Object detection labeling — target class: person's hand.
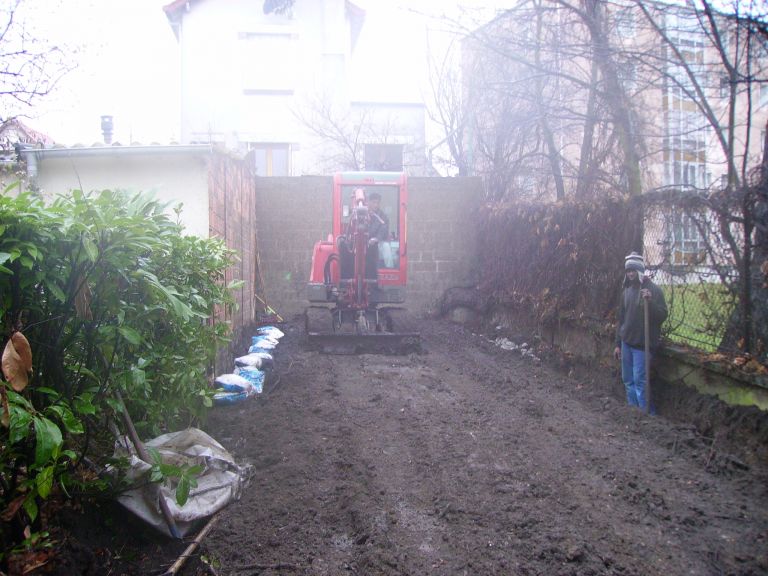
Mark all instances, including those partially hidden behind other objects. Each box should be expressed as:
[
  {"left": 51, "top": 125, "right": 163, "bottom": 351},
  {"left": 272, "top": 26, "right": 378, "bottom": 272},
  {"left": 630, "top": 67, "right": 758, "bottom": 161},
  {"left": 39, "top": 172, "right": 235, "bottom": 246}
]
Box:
[
  {"left": 640, "top": 288, "right": 652, "bottom": 300},
  {"left": 367, "top": 238, "right": 378, "bottom": 247},
  {"left": 613, "top": 346, "right": 621, "bottom": 360}
]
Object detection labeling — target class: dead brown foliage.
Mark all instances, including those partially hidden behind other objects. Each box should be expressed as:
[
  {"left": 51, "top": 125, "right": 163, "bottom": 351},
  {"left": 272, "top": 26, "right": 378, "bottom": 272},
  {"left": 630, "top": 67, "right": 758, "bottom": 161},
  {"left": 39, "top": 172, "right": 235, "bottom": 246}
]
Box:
[{"left": 476, "top": 198, "right": 642, "bottom": 325}]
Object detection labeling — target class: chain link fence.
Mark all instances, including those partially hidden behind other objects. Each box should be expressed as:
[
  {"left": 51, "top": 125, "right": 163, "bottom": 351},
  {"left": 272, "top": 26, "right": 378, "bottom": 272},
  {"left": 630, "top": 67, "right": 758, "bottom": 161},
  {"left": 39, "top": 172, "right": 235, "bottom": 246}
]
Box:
[{"left": 643, "top": 193, "right": 742, "bottom": 354}]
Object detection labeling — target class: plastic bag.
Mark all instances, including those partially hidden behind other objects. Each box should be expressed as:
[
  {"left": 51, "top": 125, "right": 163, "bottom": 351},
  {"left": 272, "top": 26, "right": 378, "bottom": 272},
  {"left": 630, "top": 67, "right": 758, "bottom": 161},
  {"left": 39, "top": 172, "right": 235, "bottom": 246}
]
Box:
[
  {"left": 256, "top": 326, "right": 285, "bottom": 340},
  {"left": 249, "top": 336, "right": 277, "bottom": 351},
  {"left": 214, "top": 373, "right": 253, "bottom": 392},
  {"left": 213, "top": 390, "right": 249, "bottom": 405},
  {"left": 213, "top": 373, "right": 258, "bottom": 404},
  {"left": 235, "top": 351, "right": 273, "bottom": 369},
  {"left": 234, "top": 367, "right": 265, "bottom": 393},
  {"left": 112, "top": 428, "right": 251, "bottom": 537}
]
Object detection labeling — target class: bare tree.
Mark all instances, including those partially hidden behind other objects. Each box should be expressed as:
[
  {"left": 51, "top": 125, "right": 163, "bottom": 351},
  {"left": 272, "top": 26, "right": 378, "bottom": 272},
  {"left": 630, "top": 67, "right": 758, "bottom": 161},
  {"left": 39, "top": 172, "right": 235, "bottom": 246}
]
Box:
[
  {"left": 426, "top": 0, "right": 768, "bottom": 355},
  {"left": 293, "top": 91, "right": 422, "bottom": 174},
  {"left": 430, "top": 0, "right": 768, "bottom": 201},
  {"left": 425, "top": 34, "right": 472, "bottom": 176},
  {"left": 292, "top": 92, "right": 368, "bottom": 171},
  {"left": 437, "top": 0, "right": 647, "bottom": 200},
  {"left": 0, "top": 0, "right": 72, "bottom": 124}
]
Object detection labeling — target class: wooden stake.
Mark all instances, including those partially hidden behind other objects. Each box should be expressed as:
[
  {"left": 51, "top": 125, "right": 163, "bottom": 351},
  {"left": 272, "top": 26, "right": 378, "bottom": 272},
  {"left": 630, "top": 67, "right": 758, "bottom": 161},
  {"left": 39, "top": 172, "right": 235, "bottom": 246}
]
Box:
[{"left": 162, "top": 513, "right": 220, "bottom": 576}]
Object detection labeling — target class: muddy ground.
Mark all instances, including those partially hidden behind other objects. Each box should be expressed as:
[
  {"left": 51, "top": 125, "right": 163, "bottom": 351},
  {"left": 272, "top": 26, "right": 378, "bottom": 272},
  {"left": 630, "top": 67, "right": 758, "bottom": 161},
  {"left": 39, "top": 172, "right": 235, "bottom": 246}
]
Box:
[{"left": 51, "top": 316, "right": 768, "bottom": 575}]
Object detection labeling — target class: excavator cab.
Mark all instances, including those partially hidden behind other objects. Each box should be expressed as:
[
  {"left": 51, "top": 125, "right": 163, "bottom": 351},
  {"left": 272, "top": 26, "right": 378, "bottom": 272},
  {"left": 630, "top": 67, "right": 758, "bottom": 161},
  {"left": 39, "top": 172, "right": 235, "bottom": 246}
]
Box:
[{"left": 306, "top": 172, "right": 419, "bottom": 353}]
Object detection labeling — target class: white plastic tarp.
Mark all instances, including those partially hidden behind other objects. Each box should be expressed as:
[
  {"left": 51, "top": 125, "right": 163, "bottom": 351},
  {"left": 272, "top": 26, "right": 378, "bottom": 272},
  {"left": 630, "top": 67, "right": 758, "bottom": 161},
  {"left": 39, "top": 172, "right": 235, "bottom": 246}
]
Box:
[{"left": 113, "top": 427, "right": 251, "bottom": 537}]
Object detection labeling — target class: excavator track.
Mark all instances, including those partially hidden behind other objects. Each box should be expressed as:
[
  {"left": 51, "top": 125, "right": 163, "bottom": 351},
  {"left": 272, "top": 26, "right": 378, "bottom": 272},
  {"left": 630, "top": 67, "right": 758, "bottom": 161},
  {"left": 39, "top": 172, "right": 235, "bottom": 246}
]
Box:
[{"left": 304, "top": 306, "right": 421, "bottom": 355}]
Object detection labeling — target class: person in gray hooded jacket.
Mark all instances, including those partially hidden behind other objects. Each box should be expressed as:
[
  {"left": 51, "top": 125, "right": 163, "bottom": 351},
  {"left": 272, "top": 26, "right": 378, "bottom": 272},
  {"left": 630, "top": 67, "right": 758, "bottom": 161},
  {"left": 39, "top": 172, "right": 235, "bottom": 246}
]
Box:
[{"left": 613, "top": 252, "right": 668, "bottom": 410}]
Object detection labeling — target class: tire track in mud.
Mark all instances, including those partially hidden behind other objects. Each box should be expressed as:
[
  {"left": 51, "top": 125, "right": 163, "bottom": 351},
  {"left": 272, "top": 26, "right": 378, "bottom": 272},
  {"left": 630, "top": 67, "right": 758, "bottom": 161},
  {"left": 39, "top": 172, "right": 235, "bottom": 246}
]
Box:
[
  {"left": 201, "top": 319, "right": 768, "bottom": 576},
  {"left": 424, "top": 326, "right": 768, "bottom": 576}
]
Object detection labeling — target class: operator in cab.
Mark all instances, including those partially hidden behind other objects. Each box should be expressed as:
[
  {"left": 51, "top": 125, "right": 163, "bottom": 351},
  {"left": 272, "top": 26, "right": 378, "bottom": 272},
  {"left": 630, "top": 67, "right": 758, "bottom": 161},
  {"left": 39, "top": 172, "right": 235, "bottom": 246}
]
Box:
[
  {"left": 367, "top": 192, "right": 389, "bottom": 242},
  {"left": 365, "top": 192, "right": 389, "bottom": 278}
]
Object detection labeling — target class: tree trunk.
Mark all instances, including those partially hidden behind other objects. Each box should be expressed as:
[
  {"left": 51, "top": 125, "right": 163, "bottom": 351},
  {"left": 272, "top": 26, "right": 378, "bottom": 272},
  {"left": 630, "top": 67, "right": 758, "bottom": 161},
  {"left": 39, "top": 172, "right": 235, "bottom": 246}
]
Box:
[
  {"left": 576, "top": 59, "right": 600, "bottom": 199},
  {"left": 582, "top": 0, "right": 643, "bottom": 196}
]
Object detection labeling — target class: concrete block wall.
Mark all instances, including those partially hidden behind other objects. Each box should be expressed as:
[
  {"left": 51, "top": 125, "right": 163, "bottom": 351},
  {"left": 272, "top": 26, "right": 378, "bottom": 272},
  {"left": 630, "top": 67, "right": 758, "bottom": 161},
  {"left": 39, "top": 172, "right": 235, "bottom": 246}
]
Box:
[
  {"left": 406, "top": 177, "right": 483, "bottom": 314},
  {"left": 254, "top": 176, "right": 483, "bottom": 320},
  {"left": 255, "top": 177, "right": 333, "bottom": 319}
]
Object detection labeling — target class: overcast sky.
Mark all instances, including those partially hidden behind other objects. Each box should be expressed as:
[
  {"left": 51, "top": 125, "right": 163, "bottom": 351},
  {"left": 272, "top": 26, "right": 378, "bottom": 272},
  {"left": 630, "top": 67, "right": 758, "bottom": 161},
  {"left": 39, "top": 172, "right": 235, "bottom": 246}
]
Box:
[
  {"left": 18, "top": 0, "right": 179, "bottom": 145},
  {"left": 19, "top": 0, "right": 502, "bottom": 146}
]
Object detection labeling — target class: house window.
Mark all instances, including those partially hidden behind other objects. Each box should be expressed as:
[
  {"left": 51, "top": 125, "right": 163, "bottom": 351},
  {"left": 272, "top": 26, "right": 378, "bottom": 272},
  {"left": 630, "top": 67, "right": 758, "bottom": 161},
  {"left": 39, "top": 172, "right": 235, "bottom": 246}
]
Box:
[
  {"left": 364, "top": 144, "right": 403, "bottom": 171},
  {"left": 761, "top": 84, "right": 768, "bottom": 107},
  {"left": 247, "top": 143, "right": 290, "bottom": 176},
  {"left": 669, "top": 159, "right": 707, "bottom": 188},
  {"left": 619, "top": 61, "right": 636, "bottom": 91},
  {"left": 616, "top": 6, "right": 635, "bottom": 37},
  {"left": 720, "top": 76, "right": 729, "bottom": 98},
  {"left": 515, "top": 171, "right": 536, "bottom": 197},
  {"left": 665, "top": 75, "right": 708, "bottom": 190},
  {"left": 672, "top": 211, "right": 706, "bottom": 266},
  {"left": 240, "top": 31, "right": 297, "bottom": 92}
]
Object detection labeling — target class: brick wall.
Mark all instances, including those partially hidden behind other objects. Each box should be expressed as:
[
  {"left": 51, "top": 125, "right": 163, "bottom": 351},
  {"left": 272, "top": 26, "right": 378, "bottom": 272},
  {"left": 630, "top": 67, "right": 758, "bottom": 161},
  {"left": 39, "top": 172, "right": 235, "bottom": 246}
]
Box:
[
  {"left": 208, "top": 151, "right": 258, "bottom": 370},
  {"left": 254, "top": 176, "right": 483, "bottom": 319}
]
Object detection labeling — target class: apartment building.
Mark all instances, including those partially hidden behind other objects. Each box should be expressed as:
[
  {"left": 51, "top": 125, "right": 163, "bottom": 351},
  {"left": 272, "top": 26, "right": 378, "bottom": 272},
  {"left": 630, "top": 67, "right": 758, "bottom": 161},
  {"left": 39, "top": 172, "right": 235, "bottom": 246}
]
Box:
[{"left": 461, "top": 0, "right": 768, "bottom": 201}]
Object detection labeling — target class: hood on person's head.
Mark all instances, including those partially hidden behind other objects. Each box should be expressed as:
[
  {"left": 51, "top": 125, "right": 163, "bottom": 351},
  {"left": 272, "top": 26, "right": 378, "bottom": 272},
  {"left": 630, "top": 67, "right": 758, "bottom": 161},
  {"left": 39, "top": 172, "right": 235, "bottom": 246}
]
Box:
[{"left": 624, "top": 252, "right": 645, "bottom": 273}]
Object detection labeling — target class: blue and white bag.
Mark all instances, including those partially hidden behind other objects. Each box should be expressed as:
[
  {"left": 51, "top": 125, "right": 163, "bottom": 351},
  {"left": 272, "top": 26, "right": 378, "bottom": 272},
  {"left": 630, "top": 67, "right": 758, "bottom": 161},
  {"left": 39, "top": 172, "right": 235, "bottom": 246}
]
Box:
[
  {"left": 213, "top": 373, "right": 257, "bottom": 404},
  {"left": 256, "top": 326, "right": 285, "bottom": 340},
  {"left": 235, "top": 351, "right": 274, "bottom": 369},
  {"left": 233, "top": 367, "right": 265, "bottom": 394}
]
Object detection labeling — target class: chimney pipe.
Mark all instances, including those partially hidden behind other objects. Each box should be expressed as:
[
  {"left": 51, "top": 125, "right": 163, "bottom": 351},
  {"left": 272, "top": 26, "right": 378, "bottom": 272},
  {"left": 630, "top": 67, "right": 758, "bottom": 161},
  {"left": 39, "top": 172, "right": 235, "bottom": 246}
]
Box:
[{"left": 101, "top": 115, "right": 113, "bottom": 144}]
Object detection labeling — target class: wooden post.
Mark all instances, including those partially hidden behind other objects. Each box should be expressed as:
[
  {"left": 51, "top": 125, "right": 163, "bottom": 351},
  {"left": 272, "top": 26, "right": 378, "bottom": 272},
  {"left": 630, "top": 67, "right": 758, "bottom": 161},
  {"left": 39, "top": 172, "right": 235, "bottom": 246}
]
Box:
[{"left": 643, "top": 298, "right": 651, "bottom": 414}]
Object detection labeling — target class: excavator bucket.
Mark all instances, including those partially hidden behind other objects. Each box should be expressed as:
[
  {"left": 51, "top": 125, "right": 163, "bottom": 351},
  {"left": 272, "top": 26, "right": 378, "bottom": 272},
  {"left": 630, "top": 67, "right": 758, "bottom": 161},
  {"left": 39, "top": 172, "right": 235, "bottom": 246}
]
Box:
[{"left": 305, "top": 306, "right": 421, "bottom": 355}]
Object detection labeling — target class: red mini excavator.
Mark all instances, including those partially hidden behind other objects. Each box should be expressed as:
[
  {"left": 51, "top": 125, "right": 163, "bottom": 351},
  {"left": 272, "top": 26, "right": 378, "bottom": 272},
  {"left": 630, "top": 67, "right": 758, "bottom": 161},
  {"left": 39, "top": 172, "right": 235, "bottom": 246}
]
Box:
[{"left": 305, "top": 171, "right": 420, "bottom": 353}]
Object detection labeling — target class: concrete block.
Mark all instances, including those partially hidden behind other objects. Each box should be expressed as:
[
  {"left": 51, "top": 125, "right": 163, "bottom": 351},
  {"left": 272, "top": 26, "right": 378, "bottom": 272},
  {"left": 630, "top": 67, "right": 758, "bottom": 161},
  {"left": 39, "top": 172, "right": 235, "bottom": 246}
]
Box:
[{"left": 411, "top": 261, "right": 438, "bottom": 273}]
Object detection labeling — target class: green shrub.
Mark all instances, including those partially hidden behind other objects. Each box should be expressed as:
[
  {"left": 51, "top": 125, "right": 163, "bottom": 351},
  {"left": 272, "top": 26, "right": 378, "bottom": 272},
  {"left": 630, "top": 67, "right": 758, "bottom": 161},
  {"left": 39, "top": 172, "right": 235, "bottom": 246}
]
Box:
[{"left": 0, "top": 187, "right": 238, "bottom": 551}]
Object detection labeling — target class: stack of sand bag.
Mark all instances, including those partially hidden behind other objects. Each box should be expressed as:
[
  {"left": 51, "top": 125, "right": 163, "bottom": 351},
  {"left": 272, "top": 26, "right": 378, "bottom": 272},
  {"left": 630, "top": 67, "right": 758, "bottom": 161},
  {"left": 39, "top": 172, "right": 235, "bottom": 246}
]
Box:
[{"left": 213, "top": 325, "right": 284, "bottom": 404}]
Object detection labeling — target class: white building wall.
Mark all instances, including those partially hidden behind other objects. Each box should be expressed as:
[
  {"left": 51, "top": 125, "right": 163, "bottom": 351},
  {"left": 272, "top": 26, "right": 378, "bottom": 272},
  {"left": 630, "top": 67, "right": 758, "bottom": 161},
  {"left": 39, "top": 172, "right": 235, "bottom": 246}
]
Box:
[{"left": 28, "top": 148, "right": 211, "bottom": 238}]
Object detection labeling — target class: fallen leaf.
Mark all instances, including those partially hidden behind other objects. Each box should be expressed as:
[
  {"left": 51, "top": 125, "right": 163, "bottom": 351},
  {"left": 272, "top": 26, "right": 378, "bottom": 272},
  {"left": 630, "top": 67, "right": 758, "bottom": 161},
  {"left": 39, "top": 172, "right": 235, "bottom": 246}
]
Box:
[
  {"left": 2, "top": 338, "right": 29, "bottom": 392},
  {"left": 743, "top": 359, "right": 767, "bottom": 374},
  {"left": 11, "top": 332, "right": 32, "bottom": 374},
  {"left": 2, "top": 337, "right": 29, "bottom": 392},
  {"left": 0, "top": 493, "right": 26, "bottom": 522}
]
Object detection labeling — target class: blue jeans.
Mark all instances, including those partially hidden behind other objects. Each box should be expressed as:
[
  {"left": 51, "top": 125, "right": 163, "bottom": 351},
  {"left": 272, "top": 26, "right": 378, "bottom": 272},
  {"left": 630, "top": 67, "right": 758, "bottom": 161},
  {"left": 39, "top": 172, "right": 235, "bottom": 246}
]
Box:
[{"left": 621, "top": 341, "right": 651, "bottom": 411}]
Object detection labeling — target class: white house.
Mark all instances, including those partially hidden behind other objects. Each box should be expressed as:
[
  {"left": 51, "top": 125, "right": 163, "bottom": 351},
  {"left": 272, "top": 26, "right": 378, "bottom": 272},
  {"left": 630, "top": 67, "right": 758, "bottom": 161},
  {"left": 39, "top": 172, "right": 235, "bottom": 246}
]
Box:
[{"left": 163, "top": 0, "right": 427, "bottom": 175}]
